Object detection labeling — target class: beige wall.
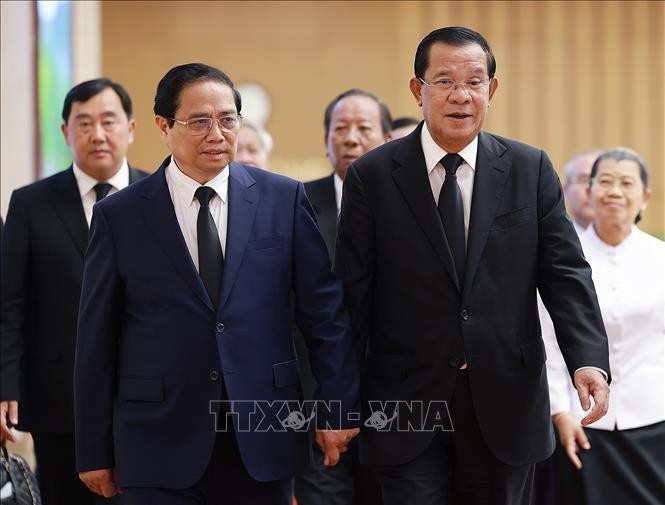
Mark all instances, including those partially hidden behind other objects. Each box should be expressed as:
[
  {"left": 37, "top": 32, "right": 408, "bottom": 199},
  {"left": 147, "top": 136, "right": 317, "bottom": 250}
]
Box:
[{"left": 102, "top": 0, "right": 664, "bottom": 236}]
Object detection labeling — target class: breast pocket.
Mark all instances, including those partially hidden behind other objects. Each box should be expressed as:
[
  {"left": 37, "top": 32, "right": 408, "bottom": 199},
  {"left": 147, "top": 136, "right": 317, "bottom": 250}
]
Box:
[
  {"left": 246, "top": 236, "right": 284, "bottom": 251},
  {"left": 490, "top": 207, "right": 534, "bottom": 231}
]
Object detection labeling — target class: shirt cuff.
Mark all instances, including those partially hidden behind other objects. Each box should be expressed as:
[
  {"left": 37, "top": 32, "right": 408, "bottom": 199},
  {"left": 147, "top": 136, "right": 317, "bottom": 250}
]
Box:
[{"left": 573, "top": 366, "right": 608, "bottom": 382}]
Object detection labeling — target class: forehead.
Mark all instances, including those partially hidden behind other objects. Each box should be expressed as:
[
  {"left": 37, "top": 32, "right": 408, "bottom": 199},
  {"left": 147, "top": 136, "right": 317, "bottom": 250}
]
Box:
[
  {"left": 425, "top": 42, "right": 488, "bottom": 75},
  {"left": 238, "top": 126, "right": 261, "bottom": 144},
  {"left": 571, "top": 154, "right": 598, "bottom": 175},
  {"left": 69, "top": 87, "right": 124, "bottom": 119},
  {"left": 596, "top": 158, "right": 641, "bottom": 177},
  {"left": 331, "top": 95, "right": 381, "bottom": 122},
  {"left": 176, "top": 80, "right": 237, "bottom": 114}
]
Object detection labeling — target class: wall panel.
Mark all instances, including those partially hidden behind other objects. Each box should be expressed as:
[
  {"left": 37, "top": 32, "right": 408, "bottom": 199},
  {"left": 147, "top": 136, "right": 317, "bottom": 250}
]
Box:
[{"left": 102, "top": 1, "right": 663, "bottom": 235}]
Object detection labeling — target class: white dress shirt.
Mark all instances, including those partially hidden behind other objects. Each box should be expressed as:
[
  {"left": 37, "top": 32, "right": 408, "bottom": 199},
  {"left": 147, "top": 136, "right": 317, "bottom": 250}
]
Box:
[
  {"left": 334, "top": 172, "right": 344, "bottom": 215},
  {"left": 165, "top": 158, "right": 229, "bottom": 272},
  {"left": 73, "top": 160, "right": 129, "bottom": 226},
  {"left": 542, "top": 225, "right": 665, "bottom": 430},
  {"left": 421, "top": 123, "right": 477, "bottom": 243}
]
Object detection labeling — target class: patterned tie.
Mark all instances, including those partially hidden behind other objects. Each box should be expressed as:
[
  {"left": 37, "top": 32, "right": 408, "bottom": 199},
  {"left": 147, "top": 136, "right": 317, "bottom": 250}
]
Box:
[
  {"left": 194, "top": 186, "right": 224, "bottom": 308},
  {"left": 438, "top": 153, "right": 466, "bottom": 284},
  {"left": 94, "top": 183, "right": 113, "bottom": 202}
]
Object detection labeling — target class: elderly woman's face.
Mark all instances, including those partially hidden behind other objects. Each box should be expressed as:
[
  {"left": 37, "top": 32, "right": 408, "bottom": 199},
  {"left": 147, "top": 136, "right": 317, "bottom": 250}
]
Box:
[{"left": 589, "top": 158, "right": 651, "bottom": 227}]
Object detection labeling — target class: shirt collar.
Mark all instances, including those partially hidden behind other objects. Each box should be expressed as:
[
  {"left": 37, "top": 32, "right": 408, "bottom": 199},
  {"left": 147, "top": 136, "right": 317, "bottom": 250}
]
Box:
[
  {"left": 72, "top": 159, "right": 130, "bottom": 197},
  {"left": 333, "top": 171, "right": 344, "bottom": 213},
  {"left": 584, "top": 223, "right": 639, "bottom": 253},
  {"left": 420, "top": 123, "right": 478, "bottom": 175},
  {"left": 166, "top": 156, "right": 229, "bottom": 205}
]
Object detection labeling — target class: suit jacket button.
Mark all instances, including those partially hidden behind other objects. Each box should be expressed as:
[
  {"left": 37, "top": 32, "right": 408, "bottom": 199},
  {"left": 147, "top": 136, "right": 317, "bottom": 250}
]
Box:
[
  {"left": 448, "top": 357, "right": 461, "bottom": 368},
  {"left": 209, "top": 370, "right": 220, "bottom": 382},
  {"left": 460, "top": 309, "right": 469, "bottom": 321},
  {"left": 216, "top": 323, "right": 225, "bottom": 333}
]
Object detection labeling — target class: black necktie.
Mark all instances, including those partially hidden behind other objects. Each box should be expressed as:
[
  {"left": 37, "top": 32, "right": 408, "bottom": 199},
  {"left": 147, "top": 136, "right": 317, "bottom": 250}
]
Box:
[
  {"left": 94, "top": 183, "right": 112, "bottom": 202},
  {"left": 438, "top": 153, "right": 466, "bottom": 284},
  {"left": 194, "top": 186, "right": 224, "bottom": 308}
]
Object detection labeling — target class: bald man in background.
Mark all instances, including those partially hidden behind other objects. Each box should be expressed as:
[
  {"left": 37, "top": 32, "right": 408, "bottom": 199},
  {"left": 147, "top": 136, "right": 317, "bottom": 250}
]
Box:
[{"left": 562, "top": 149, "right": 602, "bottom": 234}]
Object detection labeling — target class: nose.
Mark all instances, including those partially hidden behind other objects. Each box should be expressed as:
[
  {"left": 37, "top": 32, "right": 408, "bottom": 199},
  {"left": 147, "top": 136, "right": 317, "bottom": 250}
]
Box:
[
  {"left": 90, "top": 122, "right": 106, "bottom": 142},
  {"left": 343, "top": 126, "right": 361, "bottom": 145},
  {"left": 448, "top": 85, "right": 472, "bottom": 103},
  {"left": 205, "top": 118, "right": 225, "bottom": 140}
]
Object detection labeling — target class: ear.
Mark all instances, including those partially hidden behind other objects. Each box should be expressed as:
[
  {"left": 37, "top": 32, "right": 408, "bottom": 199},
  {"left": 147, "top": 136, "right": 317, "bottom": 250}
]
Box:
[
  {"left": 640, "top": 187, "right": 652, "bottom": 214},
  {"left": 409, "top": 77, "right": 423, "bottom": 107},
  {"left": 155, "top": 115, "right": 170, "bottom": 142},
  {"left": 488, "top": 77, "right": 499, "bottom": 103},
  {"left": 60, "top": 122, "right": 70, "bottom": 146},
  {"left": 127, "top": 118, "right": 136, "bottom": 145}
]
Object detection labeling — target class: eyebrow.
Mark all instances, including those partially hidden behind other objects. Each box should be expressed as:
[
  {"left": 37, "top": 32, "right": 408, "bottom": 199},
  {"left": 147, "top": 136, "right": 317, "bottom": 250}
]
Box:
[
  {"left": 185, "top": 110, "right": 237, "bottom": 119},
  {"left": 73, "top": 111, "right": 118, "bottom": 120}
]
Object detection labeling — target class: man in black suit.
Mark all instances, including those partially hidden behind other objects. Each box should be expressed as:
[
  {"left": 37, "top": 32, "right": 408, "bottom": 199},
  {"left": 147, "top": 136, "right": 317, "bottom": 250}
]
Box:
[
  {"left": 295, "top": 89, "right": 391, "bottom": 505},
  {"left": 1, "top": 78, "right": 147, "bottom": 504},
  {"left": 334, "top": 27, "right": 611, "bottom": 505}
]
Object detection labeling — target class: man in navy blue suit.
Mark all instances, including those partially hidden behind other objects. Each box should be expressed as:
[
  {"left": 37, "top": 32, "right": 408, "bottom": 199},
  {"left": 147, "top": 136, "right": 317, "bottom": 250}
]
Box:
[{"left": 74, "top": 63, "right": 360, "bottom": 505}]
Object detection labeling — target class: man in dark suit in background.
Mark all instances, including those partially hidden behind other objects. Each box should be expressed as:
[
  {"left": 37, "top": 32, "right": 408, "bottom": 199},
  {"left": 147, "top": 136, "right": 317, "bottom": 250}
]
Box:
[
  {"left": 74, "top": 63, "right": 359, "bottom": 505},
  {"left": 1, "top": 78, "right": 147, "bottom": 504},
  {"left": 296, "top": 89, "right": 391, "bottom": 505},
  {"left": 304, "top": 89, "right": 392, "bottom": 261},
  {"left": 334, "top": 27, "right": 611, "bottom": 505}
]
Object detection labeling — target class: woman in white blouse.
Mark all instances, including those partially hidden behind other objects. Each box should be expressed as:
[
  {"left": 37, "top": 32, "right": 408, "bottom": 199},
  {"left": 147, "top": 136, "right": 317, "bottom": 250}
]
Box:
[{"left": 542, "top": 147, "right": 664, "bottom": 504}]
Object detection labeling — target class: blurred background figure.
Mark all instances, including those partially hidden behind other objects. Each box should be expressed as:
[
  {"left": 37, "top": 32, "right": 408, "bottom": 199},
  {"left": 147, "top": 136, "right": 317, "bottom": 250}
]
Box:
[
  {"left": 388, "top": 116, "right": 419, "bottom": 140},
  {"left": 295, "top": 88, "right": 391, "bottom": 505},
  {"left": 235, "top": 119, "right": 273, "bottom": 170},
  {"left": 542, "top": 147, "right": 664, "bottom": 505},
  {"left": 562, "top": 149, "right": 603, "bottom": 234}
]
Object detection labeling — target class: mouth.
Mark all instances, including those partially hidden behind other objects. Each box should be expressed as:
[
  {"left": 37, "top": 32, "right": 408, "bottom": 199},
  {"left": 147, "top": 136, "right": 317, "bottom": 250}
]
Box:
[
  {"left": 202, "top": 149, "right": 226, "bottom": 157},
  {"left": 446, "top": 113, "right": 472, "bottom": 121},
  {"left": 90, "top": 149, "right": 110, "bottom": 156}
]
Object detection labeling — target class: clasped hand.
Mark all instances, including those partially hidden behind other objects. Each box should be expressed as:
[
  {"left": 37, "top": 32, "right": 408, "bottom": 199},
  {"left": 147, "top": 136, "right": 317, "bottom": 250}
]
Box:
[{"left": 315, "top": 428, "right": 360, "bottom": 466}]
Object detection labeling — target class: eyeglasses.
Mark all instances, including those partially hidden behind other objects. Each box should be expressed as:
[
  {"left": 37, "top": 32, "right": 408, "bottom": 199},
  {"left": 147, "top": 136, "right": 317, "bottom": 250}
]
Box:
[
  {"left": 73, "top": 119, "right": 121, "bottom": 134},
  {"left": 418, "top": 77, "right": 490, "bottom": 93},
  {"left": 169, "top": 114, "right": 242, "bottom": 135},
  {"left": 592, "top": 175, "right": 641, "bottom": 192}
]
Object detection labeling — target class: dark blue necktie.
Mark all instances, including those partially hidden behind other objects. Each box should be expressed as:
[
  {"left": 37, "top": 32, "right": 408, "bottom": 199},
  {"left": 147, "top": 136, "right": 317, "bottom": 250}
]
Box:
[
  {"left": 94, "top": 183, "right": 112, "bottom": 201},
  {"left": 194, "top": 186, "right": 223, "bottom": 308},
  {"left": 438, "top": 154, "right": 466, "bottom": 284}
]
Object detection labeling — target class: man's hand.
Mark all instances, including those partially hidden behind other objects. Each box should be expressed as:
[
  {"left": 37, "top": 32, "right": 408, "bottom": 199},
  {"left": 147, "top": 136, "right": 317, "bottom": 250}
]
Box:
[
  {"left": 573, "top": 368, "right": 609, "bottom": 426},
  {"left": 79, "top": 468, "right": 121, "bottom": 498},
  {"left": 315, "top": 428, "right": 359, "bottom": 466},
  {"left": 0, "top": 401, "right": 19, "bottom": 443},
  {"left": 553, "top": 412, "right": 589, "bottom": 469}
]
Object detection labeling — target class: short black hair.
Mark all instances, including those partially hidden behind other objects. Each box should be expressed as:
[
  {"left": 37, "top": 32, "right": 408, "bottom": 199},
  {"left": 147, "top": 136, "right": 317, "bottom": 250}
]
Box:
[
  {"left": 590, "top": 147, "right": 650, "bottom": 223},
  {"left": 414, "top": 26, "right": 496, "bottom": 80},
  {"left": 391, "top": 116, "right": 420, "bottom": 130},
  {"left": 154, "top": 63, "right": 242, "bottom": 128},
  {"left": 62, "top": 78, "right": 133, "bottom": 122},
  {"left": 323, "top": 89, "right": 392, "bottom": 138}
]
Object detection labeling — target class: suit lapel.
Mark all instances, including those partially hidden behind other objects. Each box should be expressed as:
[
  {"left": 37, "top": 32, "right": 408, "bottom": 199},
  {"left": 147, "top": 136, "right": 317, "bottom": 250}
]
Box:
[
  {"left": 464, "top": 132, "right": 511, "bottom": 296},
  {"left": 141, "top": 158, "right": 213, "bottom": 311},
  {"left": 391, "top": 126, "right": 459, "bottom": 290},
  {"left": 48, "top": 168, "right": 89, "bottom": 257},
  {"left": 219, "top": 163, "right": 259, "bottom": 309},
  {"left": 310, "top": 175, "right": 337, "bottom": 260}
]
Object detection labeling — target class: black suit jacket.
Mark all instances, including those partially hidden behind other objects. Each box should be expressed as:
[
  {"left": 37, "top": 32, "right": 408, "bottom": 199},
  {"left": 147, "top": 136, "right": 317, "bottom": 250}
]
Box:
[
  {"left": 1, "top": 165, "right": 147, "bottom": 433},
  {"left": 334, "top": 124, "right": 610, "bottom": 466},
  {"left": 304, "top": 175, "right": 337, "bottom": 261}
]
